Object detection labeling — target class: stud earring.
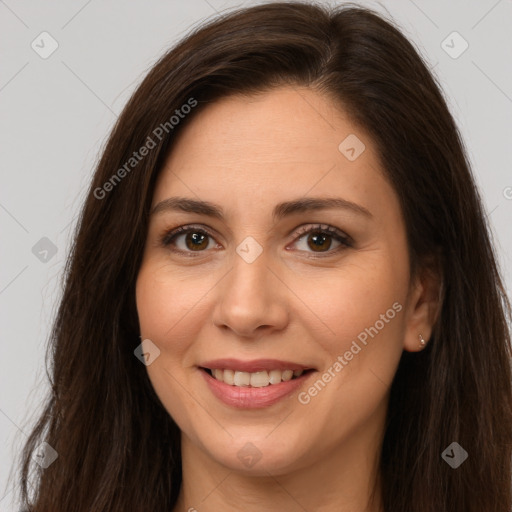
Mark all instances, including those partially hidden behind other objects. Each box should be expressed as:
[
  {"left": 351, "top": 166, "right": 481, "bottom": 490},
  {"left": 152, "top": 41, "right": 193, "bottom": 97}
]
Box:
[{"left": 419, "top": 333, "right": 427, "bottom": 347}]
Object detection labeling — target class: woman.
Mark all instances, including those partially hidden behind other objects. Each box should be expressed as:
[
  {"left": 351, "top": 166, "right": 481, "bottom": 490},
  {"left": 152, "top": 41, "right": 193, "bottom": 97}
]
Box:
[{"left": 16, "top": 2, "right": 512, "bottom": 511}]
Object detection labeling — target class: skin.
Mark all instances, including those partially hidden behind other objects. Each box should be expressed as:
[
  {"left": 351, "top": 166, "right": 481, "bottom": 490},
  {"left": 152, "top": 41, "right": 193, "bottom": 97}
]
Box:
[{"left": 135, "top": 86, "right": 441, "bottom": 512}]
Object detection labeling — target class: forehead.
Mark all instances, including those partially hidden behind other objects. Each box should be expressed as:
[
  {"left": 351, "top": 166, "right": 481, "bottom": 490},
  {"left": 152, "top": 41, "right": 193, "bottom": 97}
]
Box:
[
  {"left": 167, "top": 87, "right": 365, "bottom": 165},
  {"left": 152, "top": 86, "right": 395, "bottom": 220}
]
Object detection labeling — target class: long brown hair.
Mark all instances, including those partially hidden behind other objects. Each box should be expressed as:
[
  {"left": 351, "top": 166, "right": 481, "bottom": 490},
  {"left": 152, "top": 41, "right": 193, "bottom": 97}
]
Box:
[{"left": 16, "top": 2, "right": 512, "bottom": 510}]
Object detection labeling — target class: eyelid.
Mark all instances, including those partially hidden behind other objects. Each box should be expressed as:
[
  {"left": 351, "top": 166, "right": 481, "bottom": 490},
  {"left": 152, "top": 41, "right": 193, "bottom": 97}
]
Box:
[
  {"left": 159, "top": 224, "right": 216, "bottom": 248},
  {"left": 159, "top": 223, "right": 352, "bottom": 257},
  {"left": 291, "top": 223, "right": 352, "bottom": 245}
]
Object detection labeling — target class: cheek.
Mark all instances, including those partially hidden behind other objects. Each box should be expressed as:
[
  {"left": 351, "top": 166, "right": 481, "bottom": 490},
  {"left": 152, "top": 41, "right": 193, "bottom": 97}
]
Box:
[
  {"left": 296, "top": 262, "right": 407, "bottom": 435},
  {"left": 135, "top": 263, "right": 203, "bottom": 428},
  {"left": 136, "top": 262, "right": 204, "bottom": 350},
  {"left": 305, "top": 256, "right": 408, "bottom": 356},
  {"left": 302, "top": 255, "right": 408, "bottom": 425}
]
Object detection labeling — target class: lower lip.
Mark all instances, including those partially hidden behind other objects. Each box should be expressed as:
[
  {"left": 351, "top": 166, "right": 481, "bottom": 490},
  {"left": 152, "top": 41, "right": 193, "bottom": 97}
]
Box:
[{"left": 200, "top": 368, "right": 314, "bottom": 409}]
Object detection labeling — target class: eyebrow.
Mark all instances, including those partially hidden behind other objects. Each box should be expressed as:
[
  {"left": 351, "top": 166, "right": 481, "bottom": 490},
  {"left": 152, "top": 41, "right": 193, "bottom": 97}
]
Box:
[{"left": 150, "top": 196, "right": 372, "bottom": 220}]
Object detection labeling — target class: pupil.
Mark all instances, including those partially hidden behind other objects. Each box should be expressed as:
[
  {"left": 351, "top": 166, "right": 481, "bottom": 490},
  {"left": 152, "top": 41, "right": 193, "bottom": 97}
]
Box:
[
  {"left": 187, "top": 232, "right": 207, "bottom": 250},
  {"left": 309, "top": 233, "right": 330, "bottom": 251}
]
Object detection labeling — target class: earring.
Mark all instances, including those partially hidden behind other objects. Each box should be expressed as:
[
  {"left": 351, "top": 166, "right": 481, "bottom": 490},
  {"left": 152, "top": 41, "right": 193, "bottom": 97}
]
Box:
[{"left": 419, "top": 333, "right": 427, "bottom": 347}]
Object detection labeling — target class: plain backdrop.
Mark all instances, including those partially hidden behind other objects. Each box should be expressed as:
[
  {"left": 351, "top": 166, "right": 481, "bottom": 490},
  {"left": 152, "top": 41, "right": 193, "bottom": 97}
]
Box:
[{"left": 1, "top": 0, "right": 511, "bottom": 509}]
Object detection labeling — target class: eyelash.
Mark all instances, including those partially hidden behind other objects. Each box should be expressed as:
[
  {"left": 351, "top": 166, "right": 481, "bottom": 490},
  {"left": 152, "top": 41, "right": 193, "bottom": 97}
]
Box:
[{"left": 159, "top": 223, "right": 353, "bottom": 259}]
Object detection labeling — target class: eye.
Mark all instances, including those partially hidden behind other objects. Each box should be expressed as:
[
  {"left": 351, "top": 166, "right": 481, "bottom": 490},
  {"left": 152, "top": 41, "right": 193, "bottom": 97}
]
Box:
[
  {"left": 160, "top": 225, "right": 219, "bottom": 255},
  {"left": 159, "top": 223, "right": 352, "bottom": 257},
  {"left": 289, "top": 223, "right": 352, "bottom": 257}
]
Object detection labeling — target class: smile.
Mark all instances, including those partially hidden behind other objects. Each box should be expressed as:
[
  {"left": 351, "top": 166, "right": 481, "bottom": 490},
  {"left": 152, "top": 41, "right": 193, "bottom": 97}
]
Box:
[
  {"left": 203, "top": 368, "right": 307, "bottom": 387},
  {"left": 198, "top": 358, "right": 317, "bottom": 408}
]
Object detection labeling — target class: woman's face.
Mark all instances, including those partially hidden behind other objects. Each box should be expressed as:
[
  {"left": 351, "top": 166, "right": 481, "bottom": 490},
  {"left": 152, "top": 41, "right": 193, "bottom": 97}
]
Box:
[{"left": 136, "top": 86, "right": 428, "bottom": 476}]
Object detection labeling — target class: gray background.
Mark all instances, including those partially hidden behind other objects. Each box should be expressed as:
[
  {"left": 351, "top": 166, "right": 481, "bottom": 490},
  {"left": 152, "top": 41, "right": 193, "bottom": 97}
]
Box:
[{"left": 1, "top": 0, "right": 511, "bottom": 509}]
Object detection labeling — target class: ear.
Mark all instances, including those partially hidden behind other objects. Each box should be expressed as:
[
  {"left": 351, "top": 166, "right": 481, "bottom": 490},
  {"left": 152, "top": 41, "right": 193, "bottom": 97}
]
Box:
[{"left": 403, "top": 253, "right": 443, "bottom": 352}]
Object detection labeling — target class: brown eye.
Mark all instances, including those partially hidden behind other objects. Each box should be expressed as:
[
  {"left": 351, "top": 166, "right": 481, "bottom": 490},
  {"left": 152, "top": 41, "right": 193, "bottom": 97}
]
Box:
[
  {"left": 305, "top": 232, "right": 333, "bottom": 252},
  {"left": 291, "top": 224, "right": 352, "bottom": 257},
  {"left": 183, "top": 231, "right": 209, "bottom": 251},
  {"left": 160, "top": 223, "right": 352, "bottom": 258},
  {"left": 161, "top": 226, "right": 216, "bottom": 254}
]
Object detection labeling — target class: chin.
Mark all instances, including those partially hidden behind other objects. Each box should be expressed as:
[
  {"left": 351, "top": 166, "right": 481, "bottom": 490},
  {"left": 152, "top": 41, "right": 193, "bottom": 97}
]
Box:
[{"left": 196, "top": 429, "right": 308, "bottom": 476}]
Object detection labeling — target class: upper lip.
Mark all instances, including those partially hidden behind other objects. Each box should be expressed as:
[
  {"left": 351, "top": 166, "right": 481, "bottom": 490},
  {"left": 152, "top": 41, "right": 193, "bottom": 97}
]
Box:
[{"left": 200, "top": 358, "right": 315, "bottom": 373}]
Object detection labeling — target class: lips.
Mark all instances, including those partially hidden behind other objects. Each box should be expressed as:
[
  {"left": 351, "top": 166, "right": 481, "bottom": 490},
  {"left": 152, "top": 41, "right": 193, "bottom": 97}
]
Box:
[
  {"left": 200, "top": 358, "right": 313, "bottom": 373},
  {"left": 198, "top": 358, "right": 316, "bottom": 408}
]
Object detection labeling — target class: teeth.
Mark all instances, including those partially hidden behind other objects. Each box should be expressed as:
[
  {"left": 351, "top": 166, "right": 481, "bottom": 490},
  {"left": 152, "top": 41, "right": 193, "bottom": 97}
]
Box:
[
  {"left": 250, "top": 371, "right": 269, "bottom": 388},
  {"left": 223, "top": 369, "right": 234, "bottom": 385},
  {"left": 209, "top": 368, "right": 304, "bottom": 387},
  {"left": 282, "top": 369, "right": 293, "bottom": 381},
  {"left": 269, "top": 369, "right": 282, "bottom": 385},
  {"left": 234, "top": 371, "right": 250, "bottom": 386}
]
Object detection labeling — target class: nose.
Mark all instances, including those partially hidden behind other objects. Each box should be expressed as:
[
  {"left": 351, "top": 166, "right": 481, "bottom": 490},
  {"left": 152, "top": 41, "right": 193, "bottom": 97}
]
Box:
[{"left": 211, "top": 248, "right": 289, "bottom": 339}]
